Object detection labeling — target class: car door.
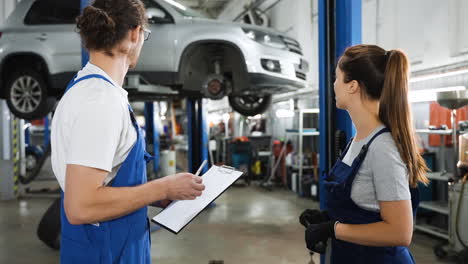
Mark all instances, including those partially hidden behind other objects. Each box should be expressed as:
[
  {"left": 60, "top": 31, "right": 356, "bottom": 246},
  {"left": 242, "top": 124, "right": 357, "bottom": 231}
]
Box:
[
  {"left": 134, "top": 0, "right": 176, "bottom": 85},
  {"left": 23, "top": 0, "right": 81, "bottom": 80}
]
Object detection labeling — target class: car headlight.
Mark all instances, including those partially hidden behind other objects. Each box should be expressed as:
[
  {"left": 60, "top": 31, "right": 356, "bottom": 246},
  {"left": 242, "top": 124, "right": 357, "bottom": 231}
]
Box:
[{"left": 242, "top": 28, "right": 286, "bottom": 49}]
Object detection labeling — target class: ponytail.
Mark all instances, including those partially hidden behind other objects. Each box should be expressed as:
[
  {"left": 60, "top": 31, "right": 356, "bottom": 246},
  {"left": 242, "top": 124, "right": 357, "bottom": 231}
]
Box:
[{"left": 380, "top": 49, "right": 429, "bottom": 187}]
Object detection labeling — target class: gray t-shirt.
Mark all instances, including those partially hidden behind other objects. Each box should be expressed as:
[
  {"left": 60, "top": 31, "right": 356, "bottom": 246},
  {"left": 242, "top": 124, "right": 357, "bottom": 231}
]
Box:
[{"left": 342, "top": 125, "right": 411, "bottom": 212}]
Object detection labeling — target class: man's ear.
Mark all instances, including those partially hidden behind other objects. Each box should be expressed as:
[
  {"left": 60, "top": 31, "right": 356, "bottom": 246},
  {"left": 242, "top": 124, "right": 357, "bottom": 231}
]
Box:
[
  {"left": 129, "top": 25, "right": 141, "bottom": 43},
  {"left": 347, "top": 80, "right": 360, "bottom": 94}
]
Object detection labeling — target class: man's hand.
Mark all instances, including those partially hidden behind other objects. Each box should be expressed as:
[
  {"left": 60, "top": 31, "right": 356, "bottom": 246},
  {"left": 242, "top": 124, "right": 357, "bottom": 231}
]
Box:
[
  {"left": 163, "top": 173, "right": 205, "bottom": 200},
  {"left": 150, "top": 199, "right": 172, "bottom": 208},
  {"left": 159, "top": 199, "right": 172, "bottom": 208}
]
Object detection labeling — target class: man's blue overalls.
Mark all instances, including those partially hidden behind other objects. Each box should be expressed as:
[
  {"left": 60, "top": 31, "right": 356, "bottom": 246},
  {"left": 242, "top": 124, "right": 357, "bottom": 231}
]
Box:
[
  {"left": 60, "top": 74, "right": 152, "bottom": 263},
  {"left": 324, "top": 127, "right": 420, "bottom": 263}
]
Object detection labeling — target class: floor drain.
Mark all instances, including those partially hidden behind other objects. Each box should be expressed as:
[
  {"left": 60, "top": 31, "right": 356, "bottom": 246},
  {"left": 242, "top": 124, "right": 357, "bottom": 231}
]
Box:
[{"left": 208, "top": 261, "right": 224, "bottom": 264}]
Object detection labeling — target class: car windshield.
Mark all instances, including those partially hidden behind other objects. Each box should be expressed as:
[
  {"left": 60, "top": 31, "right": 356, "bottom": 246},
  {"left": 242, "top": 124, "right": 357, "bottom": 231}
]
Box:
[{"left": 162, "top": 0, "right": 207, "bottom": 18}]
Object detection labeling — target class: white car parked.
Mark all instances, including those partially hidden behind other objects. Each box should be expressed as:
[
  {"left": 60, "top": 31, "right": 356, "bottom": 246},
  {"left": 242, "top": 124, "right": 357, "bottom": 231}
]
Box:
[{"left": 0, "top": 0, "right": 308, "bottom": 119}]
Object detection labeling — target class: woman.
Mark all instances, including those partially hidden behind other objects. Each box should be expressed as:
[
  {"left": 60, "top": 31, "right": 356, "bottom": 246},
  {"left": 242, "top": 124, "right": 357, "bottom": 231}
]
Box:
[
  {"left": 51, "top": 0, "right": 205, "bottom": 263},
  {"left": 299, "top": 44, "right": 428, "bottom": 263}
]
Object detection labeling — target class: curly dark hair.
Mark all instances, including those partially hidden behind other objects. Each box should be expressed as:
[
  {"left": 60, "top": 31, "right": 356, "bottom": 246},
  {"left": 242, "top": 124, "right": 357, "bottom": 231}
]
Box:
[{"left": 76, "top": 0, "right": 147, "bottom": 56}]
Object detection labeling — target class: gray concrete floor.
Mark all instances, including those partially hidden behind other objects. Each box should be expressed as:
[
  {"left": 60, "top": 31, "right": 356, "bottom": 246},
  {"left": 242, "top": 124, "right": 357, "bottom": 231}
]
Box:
[{"left": 0, "top": 160, "right": 455, "bottom": 263}]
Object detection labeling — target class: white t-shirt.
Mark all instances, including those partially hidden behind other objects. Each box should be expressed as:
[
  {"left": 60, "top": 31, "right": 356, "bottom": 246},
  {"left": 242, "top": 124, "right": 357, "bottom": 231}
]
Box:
[
  {"left": 342, "top": 126, "right": 411, "bottom": 212},
  {"left": 51, "top": 63, "right": 137, "bottom": 191}
]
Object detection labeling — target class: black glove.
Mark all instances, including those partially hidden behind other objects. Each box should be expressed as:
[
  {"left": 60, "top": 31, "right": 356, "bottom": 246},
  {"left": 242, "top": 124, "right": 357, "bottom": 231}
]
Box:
[
  {"left": 305, "top": 221, "right": 335, "bottom": 253},
  {"left": 299, "top": 209, "right": 330, "bottom": 228}
]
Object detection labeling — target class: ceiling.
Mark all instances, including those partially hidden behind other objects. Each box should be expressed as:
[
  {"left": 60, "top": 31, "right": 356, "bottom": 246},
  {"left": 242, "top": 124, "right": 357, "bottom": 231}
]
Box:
[{"left": 174, "top": 0, "right": 232, "bottom": 17}]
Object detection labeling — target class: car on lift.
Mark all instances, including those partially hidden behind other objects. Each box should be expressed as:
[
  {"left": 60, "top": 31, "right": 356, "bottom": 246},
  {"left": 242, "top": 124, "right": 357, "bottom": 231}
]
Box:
[{"left": 0, "top": 0, "right": 308, "bottom": 119}]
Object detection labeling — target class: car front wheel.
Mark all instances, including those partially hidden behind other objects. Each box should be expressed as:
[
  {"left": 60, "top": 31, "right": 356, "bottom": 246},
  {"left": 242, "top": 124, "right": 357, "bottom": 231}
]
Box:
[
  {"left": 5, "top": 69, "right": 56, "bottom": 120},
  {"left": 228, "top": 94, "right": 272, "bottom": 116}
]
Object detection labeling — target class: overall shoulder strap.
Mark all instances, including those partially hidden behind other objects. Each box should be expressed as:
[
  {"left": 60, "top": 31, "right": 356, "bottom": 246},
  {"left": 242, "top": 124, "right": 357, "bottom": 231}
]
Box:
[
  {"left": 339, "top": 138, "right": 354, "bottom": 160},
  {"left": 356, "top": 127, "right": 391, "bottom": 159},
  {"left": 65, "top": 74, "right": 114, "bottom": 92},
  {"left": 345, "top": 127, "right": 391, "bottom": 186},
  {"left": 128, "top": 105, "right": 138, "bottom": 127}
]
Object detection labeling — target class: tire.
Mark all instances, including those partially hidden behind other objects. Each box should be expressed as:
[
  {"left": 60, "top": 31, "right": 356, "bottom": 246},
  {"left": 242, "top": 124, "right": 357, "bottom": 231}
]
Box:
[
  {"left": 20, "top": 144, "right": 50, "bottom": 185},
  {"left": 25, "top": 147, "right": 42, "bottom": 172},
  {"left": 433, "top": 243, "right": 448, "bottom": 259},
  {"left": 457, "top": 249, "right": 468, "bottom": 264},
  {"left": 228, "top": 94, "right": 272, "bottom": 116},
  {"left": 5, "top": 69, "right": 56, "bottom": 120},
  {"left": 37, "top": 198, "right": 61, "bottom": 250}
]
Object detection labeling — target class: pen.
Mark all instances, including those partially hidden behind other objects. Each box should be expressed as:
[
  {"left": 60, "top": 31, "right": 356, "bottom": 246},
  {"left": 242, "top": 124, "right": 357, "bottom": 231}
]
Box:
[{"left": 195, "top": 160, "right": 208, "bottom": 176}]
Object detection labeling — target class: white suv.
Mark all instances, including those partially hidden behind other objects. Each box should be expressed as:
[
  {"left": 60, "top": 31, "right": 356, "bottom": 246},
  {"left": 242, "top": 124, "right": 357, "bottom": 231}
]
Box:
[{"left": 0, "top": 0, "right": 308, "bottom": 119}]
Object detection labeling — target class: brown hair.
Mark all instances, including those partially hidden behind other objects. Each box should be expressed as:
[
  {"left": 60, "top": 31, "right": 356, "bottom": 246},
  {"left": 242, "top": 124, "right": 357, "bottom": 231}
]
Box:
[
  {"left": 76, "top": 0, "right": 147, "bottom": 56},
  {"left": 338, "top": 44, "right": 429, "bottom": 187}
]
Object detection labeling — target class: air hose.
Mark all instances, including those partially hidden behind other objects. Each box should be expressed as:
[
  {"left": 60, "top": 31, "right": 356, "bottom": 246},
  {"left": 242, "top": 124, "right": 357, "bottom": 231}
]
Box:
[{"left": 455, "top": 173, "right": 468, "bottom": 249}]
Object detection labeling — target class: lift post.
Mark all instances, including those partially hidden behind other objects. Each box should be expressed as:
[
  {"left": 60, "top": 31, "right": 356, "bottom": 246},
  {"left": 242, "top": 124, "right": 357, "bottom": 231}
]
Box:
[
  {"left": 0, "top": 101, "right": 15, "bottom": 200},
  {"left": 144, "top": 102, "right": 160, "bottom": 175},
  {"left": 187, "top": 98, "right": 209, "bottom": 175},
  {"left": 318, "top": 0, "right": 361, "bottom": 262}
]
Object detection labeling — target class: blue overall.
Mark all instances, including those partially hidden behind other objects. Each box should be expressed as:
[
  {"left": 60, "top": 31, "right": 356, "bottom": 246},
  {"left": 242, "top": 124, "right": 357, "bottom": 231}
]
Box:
[
  {"left": 60, "top": 74, "right": 152, "bottom": 263},
  {"left": 324, "top": 128, "right": 420, "bottom": 264}
]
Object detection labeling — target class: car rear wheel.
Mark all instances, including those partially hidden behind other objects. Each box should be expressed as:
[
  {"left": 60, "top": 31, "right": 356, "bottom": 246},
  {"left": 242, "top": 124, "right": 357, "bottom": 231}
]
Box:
[
  {"left": 6, "top": 69, "right": 56, "bottom": 120},
  {"left": 228, "top": 94, "right": 272, "bottom": 116}
]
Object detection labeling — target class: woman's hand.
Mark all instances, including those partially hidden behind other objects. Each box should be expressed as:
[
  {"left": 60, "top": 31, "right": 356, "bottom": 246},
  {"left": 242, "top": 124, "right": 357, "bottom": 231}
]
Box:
[
  {"left": 299, "top": 209, "right": 330, "bottom": 227},
  {"left": 305, "top": 221, "right": 335, "bottom": 253}
]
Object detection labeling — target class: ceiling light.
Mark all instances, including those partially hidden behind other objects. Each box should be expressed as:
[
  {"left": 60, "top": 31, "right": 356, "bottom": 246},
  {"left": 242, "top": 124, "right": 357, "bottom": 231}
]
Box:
[
  {"left": 164, "top": 0, "right": 187, "bottom": 11},
  {"left": 410, "top": 69, "right": 468, "bottom": 83},
  {"left": 248, "top": 114, "right": 262, "bottom": 120},
  {"left": 222, "top": 113, "right": 230, "bottom": 122},
  {"left": 275, "top": 109, "right": 294, "bottom": 118},
  {"left": 409, "top": 86, "right": 466, "bottom": 103}
]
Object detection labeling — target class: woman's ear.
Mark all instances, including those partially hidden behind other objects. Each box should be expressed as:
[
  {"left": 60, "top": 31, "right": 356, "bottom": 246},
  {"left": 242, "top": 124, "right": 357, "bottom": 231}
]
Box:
[{"left": 347, "top": 80, "right": 360, "bottom": 95}]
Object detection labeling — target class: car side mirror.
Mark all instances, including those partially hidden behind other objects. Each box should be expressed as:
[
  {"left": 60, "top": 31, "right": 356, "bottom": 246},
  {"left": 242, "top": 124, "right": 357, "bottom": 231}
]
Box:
[{"left": 147, "top": 8, "right": 171, "bottom": 24}]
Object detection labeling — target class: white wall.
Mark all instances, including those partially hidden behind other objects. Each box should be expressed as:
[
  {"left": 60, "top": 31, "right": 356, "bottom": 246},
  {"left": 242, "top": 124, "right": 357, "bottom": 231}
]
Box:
[
  {"left": 363, "top": 0, "right": 467, "bottom": 173},
  {"left": 0, "top": 0, "right": 19, "bottom": 26},
  {"left": 363, "top": 0, "right": 468, "bottom": 71}
]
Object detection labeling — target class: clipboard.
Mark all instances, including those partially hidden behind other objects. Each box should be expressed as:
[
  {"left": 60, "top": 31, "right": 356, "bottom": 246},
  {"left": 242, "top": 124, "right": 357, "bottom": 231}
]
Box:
[{"left": 151, "top": 165, "right": 243, "bottom": 234}]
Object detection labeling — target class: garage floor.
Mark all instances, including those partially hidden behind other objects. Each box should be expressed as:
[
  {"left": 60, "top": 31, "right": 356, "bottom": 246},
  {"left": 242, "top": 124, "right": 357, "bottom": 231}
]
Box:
[{"left": 0, "top": 162, "right": 453, "bottom": 264}]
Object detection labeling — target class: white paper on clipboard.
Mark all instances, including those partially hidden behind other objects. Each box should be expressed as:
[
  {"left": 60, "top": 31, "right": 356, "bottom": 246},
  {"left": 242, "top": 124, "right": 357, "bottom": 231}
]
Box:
[{"left": 152, "top": 165, "right": 243, "bottom": 234}]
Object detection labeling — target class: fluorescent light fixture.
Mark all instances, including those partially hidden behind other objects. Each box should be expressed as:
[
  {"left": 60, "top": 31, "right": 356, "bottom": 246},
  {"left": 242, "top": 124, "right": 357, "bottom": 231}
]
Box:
[
  {"left": 160, "top": 102, "right": 168, "bottom": 116},
  {"left": 208, "top": 113, "right": 222, "bottom": 125},
  {"left": 275, "top": 109, "right": 295, "bottom": 118},
  {"left": 289, "top": 98, "right": 294, "bottom": 111},
  {"left": 222, "top": 113, "right": 230, "bottom": 122},
  {"left": 409, "top": 86, "right": 466, "bottom": 103},
  {"left": 247, "top": 114, "right": 262, "bottom": 120},
  {"left": 410, "top": 69, "right": 468, "bottom": 83},
  {"left": 164, "top": 0, "right": 187, "bottom": 11}
]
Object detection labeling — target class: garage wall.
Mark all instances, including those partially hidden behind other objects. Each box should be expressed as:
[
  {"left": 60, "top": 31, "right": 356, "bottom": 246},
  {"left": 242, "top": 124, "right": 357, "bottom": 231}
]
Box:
[
  {"left": 0, "top": 0, "right": 19, "bottom": 25},
  {"left": 363, "top": 0, "right": 467, "bottom": 172},
  {"left": 363, "top": 0, "right": 468, "bottom": 71}
]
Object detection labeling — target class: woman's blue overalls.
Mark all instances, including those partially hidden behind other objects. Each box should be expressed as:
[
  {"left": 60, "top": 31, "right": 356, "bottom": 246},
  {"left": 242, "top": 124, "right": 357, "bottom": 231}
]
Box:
[
  {"left": 324, "top": 127, "right": 420, "bottom": 264},
  {"left": 60, "top": 74, "right": 152, "bottom": 263}
]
